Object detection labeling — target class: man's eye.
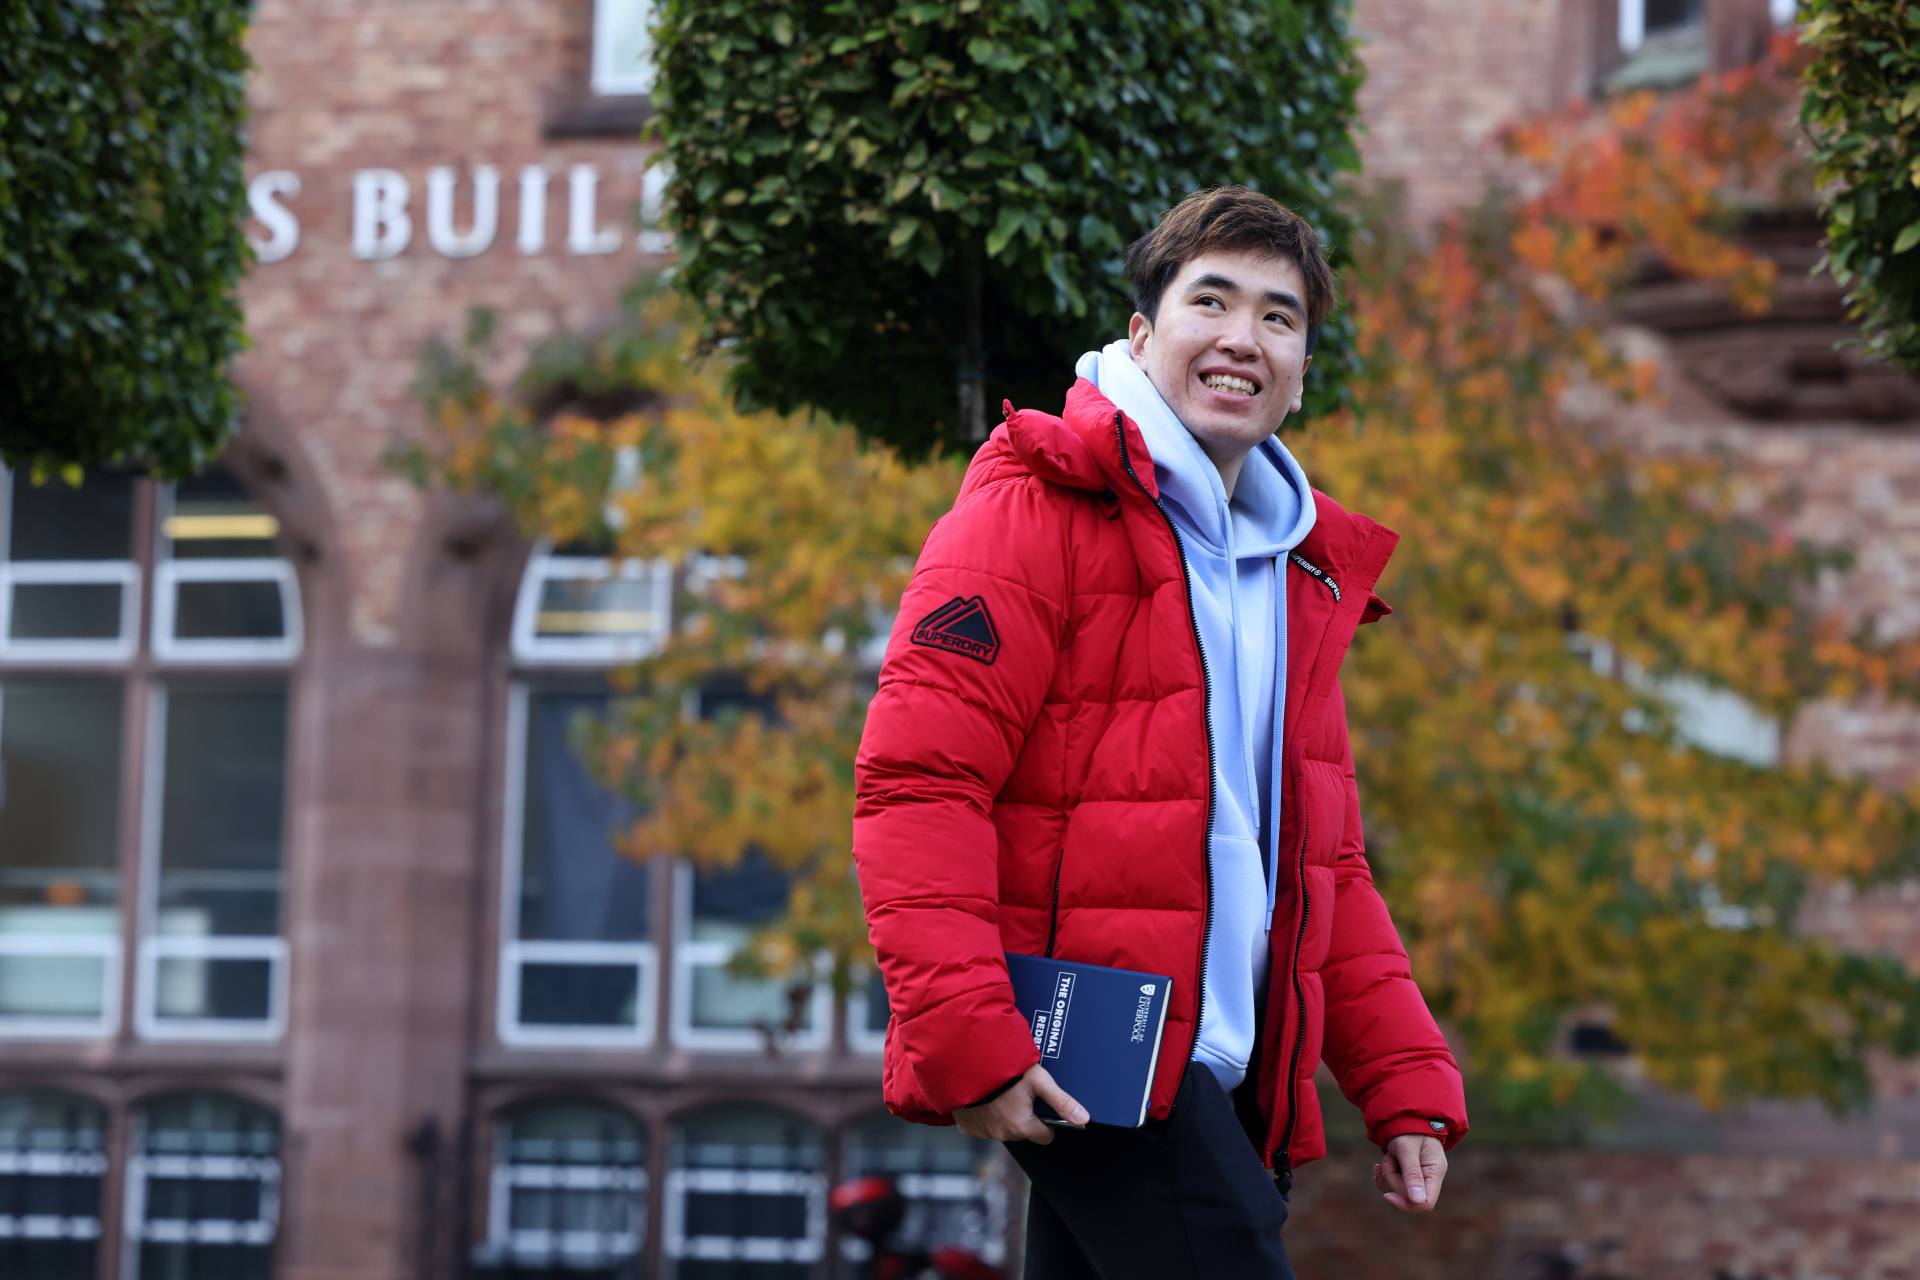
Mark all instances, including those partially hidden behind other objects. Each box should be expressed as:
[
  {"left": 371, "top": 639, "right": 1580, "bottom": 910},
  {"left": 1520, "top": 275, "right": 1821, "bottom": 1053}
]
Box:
[{"left": 1196, "top": 295, "right": 1222, "bottom": 308}]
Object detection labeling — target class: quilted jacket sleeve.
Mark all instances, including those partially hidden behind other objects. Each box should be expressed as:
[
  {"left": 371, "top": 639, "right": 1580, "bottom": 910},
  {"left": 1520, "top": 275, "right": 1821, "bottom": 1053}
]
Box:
[
  {"left": 1318, "top": 679, "right": 1470, "bottom": 1153},
  {"left": 853, "top": 475, "right": 1068, "bottom": 1116}
]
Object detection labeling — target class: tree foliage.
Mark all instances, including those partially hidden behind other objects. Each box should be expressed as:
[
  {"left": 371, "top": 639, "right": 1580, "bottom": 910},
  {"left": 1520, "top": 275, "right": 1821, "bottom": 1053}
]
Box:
[
  {"left": 1798, "top": 0, "right": 1920, "bottom": 373},
  {"left": 649, "top": 0, "right": 1361, "bottom": 453},
  {"left": 1325, "top": 44, "right": 1920, "bottom": 1122},
  {"left": 0, "top": 0, "right": 252, "bottom": 478},
  {"left": 408, "top": 43, "right": 1920, "bottom": 1113},
  {"left": 401, "top": 284, "right": 960, "bottom": 1004}
]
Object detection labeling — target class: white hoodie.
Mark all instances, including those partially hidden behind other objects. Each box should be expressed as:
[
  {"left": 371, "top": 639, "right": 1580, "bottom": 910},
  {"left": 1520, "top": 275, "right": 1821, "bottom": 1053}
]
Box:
[{"left": 1074, "top": 339, "right": 1318, "bottom": 1089}]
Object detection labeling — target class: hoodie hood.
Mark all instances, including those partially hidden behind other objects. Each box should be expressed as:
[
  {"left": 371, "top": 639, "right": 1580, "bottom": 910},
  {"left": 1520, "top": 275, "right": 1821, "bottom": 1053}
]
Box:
[{"left": 1074, "top": 339, "right": 1315, "bottom": 559}]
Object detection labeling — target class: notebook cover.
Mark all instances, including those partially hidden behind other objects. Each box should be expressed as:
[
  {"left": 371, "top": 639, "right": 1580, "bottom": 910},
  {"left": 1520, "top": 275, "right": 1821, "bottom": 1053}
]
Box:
[{"left": 1004, "top": 951, "right": 1173, "bottom": 1129}]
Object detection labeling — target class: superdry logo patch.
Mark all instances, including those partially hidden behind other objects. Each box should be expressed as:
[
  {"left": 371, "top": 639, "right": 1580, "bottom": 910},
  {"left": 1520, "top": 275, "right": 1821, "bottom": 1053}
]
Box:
[{"left": 911, "top": 595, "right": 1001, "bottom": 665}]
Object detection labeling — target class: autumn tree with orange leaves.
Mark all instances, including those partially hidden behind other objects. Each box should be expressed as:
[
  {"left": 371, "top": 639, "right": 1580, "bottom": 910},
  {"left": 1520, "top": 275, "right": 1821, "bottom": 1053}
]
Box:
[{"left": 403, "top": 35, "right": 1920, "bottom": 1123}]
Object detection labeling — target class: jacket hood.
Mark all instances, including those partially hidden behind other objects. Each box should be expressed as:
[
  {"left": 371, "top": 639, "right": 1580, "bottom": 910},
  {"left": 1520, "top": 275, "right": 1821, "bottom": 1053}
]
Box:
[{"left": 1072, "top": 339, "right": 1315, "bottom": 560}]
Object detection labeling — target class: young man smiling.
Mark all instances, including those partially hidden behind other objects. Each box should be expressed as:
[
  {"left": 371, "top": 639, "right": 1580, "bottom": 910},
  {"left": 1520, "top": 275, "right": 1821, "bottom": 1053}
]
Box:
[{"left": 854, "top": 187, "right": 1466, "bottom": 1278}]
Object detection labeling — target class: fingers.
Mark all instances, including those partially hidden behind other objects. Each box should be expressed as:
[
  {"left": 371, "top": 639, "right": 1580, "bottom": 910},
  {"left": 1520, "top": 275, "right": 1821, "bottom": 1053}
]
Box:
[
  {"left": 1420, "top": 1143, "right": 1448, "bottom": 1208},
  {"left": 1377, "top": 1136, "right": 1445, "bottom": 1213},
  {"left": 1030, "top": 1067, "right": 1090, "bottom": 1128}
]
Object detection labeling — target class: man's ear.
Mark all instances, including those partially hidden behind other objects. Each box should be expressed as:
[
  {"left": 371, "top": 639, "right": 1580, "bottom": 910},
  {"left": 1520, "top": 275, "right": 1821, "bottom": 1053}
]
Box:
[
  {"left": 1289, "top": 354, "right": 1312, "bottom": 414},
  {"left": 1127, "top": 313, "right": 1151, "bottom": 361}
]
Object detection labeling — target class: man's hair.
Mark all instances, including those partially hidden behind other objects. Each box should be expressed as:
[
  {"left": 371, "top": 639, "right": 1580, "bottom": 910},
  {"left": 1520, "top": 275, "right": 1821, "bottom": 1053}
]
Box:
[{"left": 1124, "top": 186, "right": 1336, "bottom": 355}]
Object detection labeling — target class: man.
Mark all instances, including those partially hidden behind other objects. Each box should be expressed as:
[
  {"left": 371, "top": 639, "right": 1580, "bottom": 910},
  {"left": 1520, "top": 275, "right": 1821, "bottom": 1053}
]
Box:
[{"left": 853, "top": 187, "right": 1466, "bottom": 1279}]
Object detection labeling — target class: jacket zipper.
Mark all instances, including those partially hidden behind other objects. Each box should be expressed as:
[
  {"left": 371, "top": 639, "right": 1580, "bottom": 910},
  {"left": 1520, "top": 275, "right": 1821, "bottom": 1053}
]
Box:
[
  {"left": 1276, "top": 806, "right": 1310, "bottom": 1195},
  {"left": 1277, "top": 553, "right": 1341, "bottom": 1191},
  {"left": 1112, "top": 412, "right": 1217, "bottom": 1105},
  {"left": 1044, "top": 852, "right": 1065, "bottom": 958}
]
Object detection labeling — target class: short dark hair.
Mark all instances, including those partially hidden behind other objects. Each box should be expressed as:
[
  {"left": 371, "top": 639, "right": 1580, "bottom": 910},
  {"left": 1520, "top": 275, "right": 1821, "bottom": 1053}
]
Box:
[{"left": 1124, "top": 186, "right": 1337, "bottom": 354}]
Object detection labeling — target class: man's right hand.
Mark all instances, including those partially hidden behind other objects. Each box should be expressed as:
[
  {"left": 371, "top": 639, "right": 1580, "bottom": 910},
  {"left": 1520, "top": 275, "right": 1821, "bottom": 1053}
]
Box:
[{"left": 953, "top": 1064, "right": 1089, "bottom": 1144}]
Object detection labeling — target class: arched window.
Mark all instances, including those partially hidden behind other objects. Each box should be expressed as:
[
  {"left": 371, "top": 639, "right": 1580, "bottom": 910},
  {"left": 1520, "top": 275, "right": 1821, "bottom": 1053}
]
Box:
[
  {"left": 840, "top": 1114, "right": 1007, "bottom": 1271},
  {"left": 663, "top": 1105, "right": 823, "bottom": 1277},
  {"left": 482, "top": 1101, "right": 647, "bottom": 1272},
  {"left": 125, "top": 1091, "right": 279, "bottom": 1280},
  {"left": 0, "top": 1089, "right": 108, "bottom": 1280},
  {"left": 0, "top": 465, "right": 299, "bottom": 1042}
]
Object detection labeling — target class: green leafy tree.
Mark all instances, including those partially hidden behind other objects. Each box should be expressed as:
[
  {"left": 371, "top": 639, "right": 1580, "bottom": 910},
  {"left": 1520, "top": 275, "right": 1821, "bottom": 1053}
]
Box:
[
  {"left": 649, "top": 0, "right": 1361, "bottom": 452},
  {"left": 1799, "top": 1, "right": 1920, "bottom": 373},
  {"left": 0, "top": 0, "right": 253, "bottom": 477}
]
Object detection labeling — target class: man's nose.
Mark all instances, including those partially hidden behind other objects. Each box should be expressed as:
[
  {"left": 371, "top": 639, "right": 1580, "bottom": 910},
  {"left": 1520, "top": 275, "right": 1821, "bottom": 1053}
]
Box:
[{"left": 1216, "top": 319, "right": 1261, "bottom": 359}]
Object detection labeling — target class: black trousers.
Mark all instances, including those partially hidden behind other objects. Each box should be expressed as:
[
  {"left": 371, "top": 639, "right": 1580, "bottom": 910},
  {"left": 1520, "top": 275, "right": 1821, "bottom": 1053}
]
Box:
[{"left": 1005, "top": 1064, "right": 1295, "bottom": 1280}]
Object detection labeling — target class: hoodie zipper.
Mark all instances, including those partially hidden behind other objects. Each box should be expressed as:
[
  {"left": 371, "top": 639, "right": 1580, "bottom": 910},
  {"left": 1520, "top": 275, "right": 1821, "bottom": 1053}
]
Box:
[{"left": 1113, "top": 412, "right": 1217, "bottom": 1107}]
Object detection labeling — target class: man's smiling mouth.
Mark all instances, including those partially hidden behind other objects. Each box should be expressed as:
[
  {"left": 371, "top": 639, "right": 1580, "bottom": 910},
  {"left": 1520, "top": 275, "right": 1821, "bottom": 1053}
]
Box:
[{"left": 1201, "top": 372, "right": 1259, "bottom": 396}]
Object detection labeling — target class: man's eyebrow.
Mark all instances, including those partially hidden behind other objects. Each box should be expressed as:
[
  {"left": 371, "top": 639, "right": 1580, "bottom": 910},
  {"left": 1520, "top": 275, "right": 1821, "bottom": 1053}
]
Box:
[{"left": 1186, "top": 272, "right": 1304, "bottom": 318}]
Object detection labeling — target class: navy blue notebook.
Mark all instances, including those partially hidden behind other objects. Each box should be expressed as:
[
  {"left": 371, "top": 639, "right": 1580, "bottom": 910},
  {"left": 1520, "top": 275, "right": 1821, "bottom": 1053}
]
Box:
[{"left": 1004, "top": 952, "right": 1173, "bottom": 1128}]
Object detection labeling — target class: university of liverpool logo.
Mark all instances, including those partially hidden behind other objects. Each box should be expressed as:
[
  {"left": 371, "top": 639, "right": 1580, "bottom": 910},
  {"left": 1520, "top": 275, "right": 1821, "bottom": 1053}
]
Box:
[{"left": 911, "top": 595, "right": 1001, "bottom": 665}]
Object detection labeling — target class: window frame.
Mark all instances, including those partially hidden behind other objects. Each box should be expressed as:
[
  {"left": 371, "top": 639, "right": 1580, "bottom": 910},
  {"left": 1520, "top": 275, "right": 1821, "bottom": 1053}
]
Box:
[
  {"left": 667, "top": 863, "right": 832, "bottom": 1055},
  {"left": 509, "top": 547, "right": 674, "bottom": 667},
  {"left": 0, "top": 678, "right": 127, "bottom": 1038},
  {"left": 131, "top": 684, "right": 291, "bottom": 1044},
  {"left": 589, "top": 0, "right": 658, "bottom": 98},
  {"left": 661, "top": 1159, "right": 825, "bottom": 1270},
  {"left": 122, "top": 1105, "right": 282, "bottom": 1278},
  {"left": 0, "top": 1143, "right": 109, "bottom": 1246},
  {"left": 496, "top": 681, "right": 660, "bottom": 1050},
  {"left": 845, "top": 972, "right": 888, "bottom": 1056},
  {"left": 0, "top": 469, "right": 143, "bottom": 664},
  {"left": 149, "top": 480, "right": 303, "bottom": 665},
  {"left": 1617, "top": 0, "right": 1705, "bottom": 52},
  {"left": 484, "top": 1106, "right": 650, "bottom": 1265}
]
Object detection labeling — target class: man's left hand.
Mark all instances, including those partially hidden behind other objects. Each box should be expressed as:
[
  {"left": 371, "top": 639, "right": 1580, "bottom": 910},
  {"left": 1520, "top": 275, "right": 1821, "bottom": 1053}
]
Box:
[{"left": 1372, "top": 1134, "right": 1447, "bottom": 1213}]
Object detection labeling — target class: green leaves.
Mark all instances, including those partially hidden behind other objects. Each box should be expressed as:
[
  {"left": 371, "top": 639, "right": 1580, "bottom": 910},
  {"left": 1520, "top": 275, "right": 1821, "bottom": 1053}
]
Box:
[
  {"left": 1800, "top": 0, "right": 1920, "bottom": 372},
  {"left": 0, "top": 0, "right": 253, "bottom": 476},
  {"left": 651, "top": 0, "right": 1363, "bottom": 455}
]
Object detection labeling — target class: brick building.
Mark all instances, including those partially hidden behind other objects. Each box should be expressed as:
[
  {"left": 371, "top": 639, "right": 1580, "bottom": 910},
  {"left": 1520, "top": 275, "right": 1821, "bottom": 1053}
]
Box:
[{"left": 2, "top": 2, "right": 1916, "bottom": 1279}]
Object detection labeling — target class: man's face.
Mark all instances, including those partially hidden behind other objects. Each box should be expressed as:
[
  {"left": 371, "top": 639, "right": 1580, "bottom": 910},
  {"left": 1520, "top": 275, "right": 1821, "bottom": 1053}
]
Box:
[{"left": 1127, "top": 250, "right": 1313, "bottom": 465}]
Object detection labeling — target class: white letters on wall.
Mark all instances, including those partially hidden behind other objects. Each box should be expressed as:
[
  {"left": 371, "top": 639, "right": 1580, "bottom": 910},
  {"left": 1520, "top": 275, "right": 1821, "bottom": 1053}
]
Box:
[
  {"left": 517, "top": 165, "right": 549, "bottom": 256},
  {"left": 567, "top": 164, "right": 620, "bottom": 256},
  {"left": 247, "top": 171, "right": 302, "bottom": 263},
  {"left": 352, "top": 169, "right": 413, "bottom": 260},
  {"left": 255, "top": 163, "right": 660, "bottom": 263},
  {"left": 426, "top": 165, "right": 501, "bottom": 258}
]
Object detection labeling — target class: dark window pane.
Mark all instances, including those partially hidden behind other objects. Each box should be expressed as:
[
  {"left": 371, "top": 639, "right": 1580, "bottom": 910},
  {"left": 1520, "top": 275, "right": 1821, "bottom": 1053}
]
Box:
[
  {"left": 139, "top": 1243, "right": 273, "bottom": 1280},
  {"left": 863, "top": 972, "right": 889, "bottom": 1035},
  {"left": 7, "top": 582, "right": 124, "bottom": 641},
  {"left": 153, "top": 956, "right": 274, "bottom": 1021},
  {"left": 0, "top": 682, "right": 123, "bottom": 907},
  {"left": 0, "top": 1241, "right": 98, "bottom": 1280},
  {"left": 0, "top": 1091, "right": 107, "bottom": 1280},
  {"left": 1645, "top": 0, "right": 1703, "bottom": 31},
  {"left": 7, "top": 472, "right": 134, "bottom": 562},
  {"left": 676, "top": 1264, "right": 809, "bottom": 1280},
  {"left": 521, "top": 692, "right": 649, "bottom": 943},
  {"left": 172, "top": 579, "right": 286, "bottom": 642},
  {"left": 157, "top": 689, "right": 287, "bottom": 937},
  {"left": 166, "top": 468, "right": 280, "bottom": 561},
  {"left": 691, "top": 851, "right": 788, "bottom": 932},
  {"left": 517, "top": 962, "right": 639, "bottom": 1028}
]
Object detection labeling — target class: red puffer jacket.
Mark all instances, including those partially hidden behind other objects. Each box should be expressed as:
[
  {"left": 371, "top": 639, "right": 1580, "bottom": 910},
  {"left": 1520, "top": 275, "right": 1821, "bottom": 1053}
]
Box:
[{"left": 853, "top": 378, "right": 1467, "bottom": 1174}]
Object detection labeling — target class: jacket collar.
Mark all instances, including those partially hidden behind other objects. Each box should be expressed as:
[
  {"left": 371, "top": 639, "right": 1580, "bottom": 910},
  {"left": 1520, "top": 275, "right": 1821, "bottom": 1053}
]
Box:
[{"left": 1002, "top": 378, "right": 1399, "bottom": 608}]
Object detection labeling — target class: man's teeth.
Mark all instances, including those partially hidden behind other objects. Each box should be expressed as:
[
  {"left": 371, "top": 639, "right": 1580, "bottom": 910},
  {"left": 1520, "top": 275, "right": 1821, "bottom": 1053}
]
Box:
[{"left": 1203, "top": 374, "right": 1257, "bottom": 396}]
